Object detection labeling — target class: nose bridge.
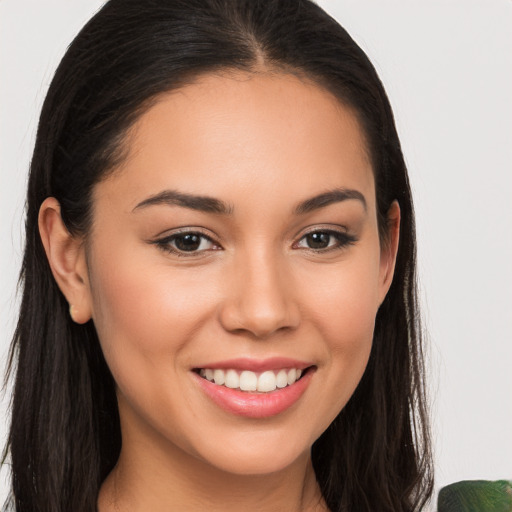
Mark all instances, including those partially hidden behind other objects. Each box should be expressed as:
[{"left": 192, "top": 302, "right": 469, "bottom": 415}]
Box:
[{"left": 219, "top": 245, "right": 300, "bottom": 337}]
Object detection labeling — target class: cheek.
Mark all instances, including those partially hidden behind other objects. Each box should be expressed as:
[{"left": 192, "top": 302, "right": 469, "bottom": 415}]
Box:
[
  {"left": 302, "top": 253, "right": 381, "bottom": 350},
  {"left": 88, "top": 251, "right": 218, "bottom": 381},
  {"left": 87, "top": 254, "right": 224, "bottom": 451},
  {"left": 298, "top": 248, "right": 380, "bottom": 419}
]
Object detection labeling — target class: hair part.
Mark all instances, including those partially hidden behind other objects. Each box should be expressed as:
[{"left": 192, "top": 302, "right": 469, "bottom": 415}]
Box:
[{"left": 5, "top": 1, "right": 433, "bottom": 511}]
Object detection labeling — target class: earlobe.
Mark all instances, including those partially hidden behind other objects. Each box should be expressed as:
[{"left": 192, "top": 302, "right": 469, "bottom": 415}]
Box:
[
  {"left": 378, "top": 200, "right": 401, "bottom": 304},
  {"left": 38, "top": 197, "right": 92, "bottom": 324}
]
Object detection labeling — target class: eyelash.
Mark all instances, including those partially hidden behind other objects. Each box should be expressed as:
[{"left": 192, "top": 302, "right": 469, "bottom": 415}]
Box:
[
  {"left": 293, "top": 229, "right": 357, "bottom": 253},
  {"left": 152, "top": 228, "right": 357, "bottom": 257},
  {"left": 152, "top": 230, "right": 220, "bottom": 257}
]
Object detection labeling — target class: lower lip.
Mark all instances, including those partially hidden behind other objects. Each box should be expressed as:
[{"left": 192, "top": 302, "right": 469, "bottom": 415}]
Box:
[{"left": 193, "top": 369, "right": 314, "bottom": 418}]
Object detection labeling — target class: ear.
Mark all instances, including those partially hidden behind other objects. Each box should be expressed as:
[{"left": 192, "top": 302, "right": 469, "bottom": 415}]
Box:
[
  {"left": 38, "top": 197, "right": 92, "bottom": 324},
  {"left": 378, "top": 200, "right": 401, "bottom": 305}
]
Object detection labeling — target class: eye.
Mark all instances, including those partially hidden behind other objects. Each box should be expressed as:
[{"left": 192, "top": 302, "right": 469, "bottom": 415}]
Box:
[
  {"left": 154, "top": 231, "right": 220, "bottom": 255},
  {"left": 295, "top": 229, "right": 356, "bottom": 251}
]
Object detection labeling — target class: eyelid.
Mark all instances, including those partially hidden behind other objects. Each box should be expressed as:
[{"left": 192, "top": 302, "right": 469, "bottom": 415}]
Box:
[
  {"left": 150, "top": 227, "right": 223, "bottom": 257},
  {"left": 152, "top": 225, "right": 217, "bottom": 239},
  {"left": 293, "top": 223, "right": 350, "bottom": 241},
  {"left": 292, "top": 225, "right": 358, "bottom": 252}
]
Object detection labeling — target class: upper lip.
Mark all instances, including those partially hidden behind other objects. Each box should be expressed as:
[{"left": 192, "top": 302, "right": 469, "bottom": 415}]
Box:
[{"left": 193, "top": 357, "right": 313, "bottom": 372}]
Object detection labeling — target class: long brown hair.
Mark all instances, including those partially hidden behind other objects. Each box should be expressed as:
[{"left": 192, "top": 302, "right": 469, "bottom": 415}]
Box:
[{"left": 5, "top": 1, "right": 433, "bottom": 510}]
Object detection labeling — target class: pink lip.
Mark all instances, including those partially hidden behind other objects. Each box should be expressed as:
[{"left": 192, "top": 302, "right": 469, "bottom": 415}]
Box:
[
  {"left": 193, "top": 365, "right": 315, "bottom": 419},
  {"left": 193, "top": 357, "right": 312, "bottom": 372}
]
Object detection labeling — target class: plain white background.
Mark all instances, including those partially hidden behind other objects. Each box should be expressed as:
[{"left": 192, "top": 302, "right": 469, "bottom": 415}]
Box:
[{"left": 1, "top": 0, "right": 511, "bottom": 507}]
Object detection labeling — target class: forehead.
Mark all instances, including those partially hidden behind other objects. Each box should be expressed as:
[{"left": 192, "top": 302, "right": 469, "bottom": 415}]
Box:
[{"left": 96, "top": 71, "right": 375, "bottom": 214}]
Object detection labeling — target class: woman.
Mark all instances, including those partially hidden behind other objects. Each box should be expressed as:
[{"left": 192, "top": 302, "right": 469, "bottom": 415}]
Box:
[{"left": 5, "top": 0, "right": 433, "bottom": 510}]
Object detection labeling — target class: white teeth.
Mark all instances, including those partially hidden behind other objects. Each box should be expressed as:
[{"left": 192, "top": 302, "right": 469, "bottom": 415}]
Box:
[
  {"left": 199, "top": 367, "right": 305, "bottom": 392},
  {"left": 257, "top": 371, "right": 276, "bottom": 392},
  {"left": 239, "top": 371, "right": 257, "bottom": 391},
  {"left": 276, "top": 370, "right": 288, "bottom": 388},
  {"left": 287, "top": 368, "right": 297, "bottom": 385},
  {"left": 213, "top": 369, "right": 225, "bottom": 385},
  {"left": 224, "top": 369, "right": 239, "bottom": 389}
]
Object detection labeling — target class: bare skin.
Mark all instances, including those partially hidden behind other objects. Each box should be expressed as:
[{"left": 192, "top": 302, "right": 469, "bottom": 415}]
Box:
[
  {"left": 39, "top": 71, "right": 400, "bottom": 512},
  {"left": 100, "top": 446, "right": 324, "bottom": 512}
]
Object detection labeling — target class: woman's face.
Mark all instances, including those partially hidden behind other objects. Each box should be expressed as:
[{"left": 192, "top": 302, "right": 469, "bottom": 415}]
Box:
[{"left": 84, "top": 72, "right": 398, "bottom": 475}]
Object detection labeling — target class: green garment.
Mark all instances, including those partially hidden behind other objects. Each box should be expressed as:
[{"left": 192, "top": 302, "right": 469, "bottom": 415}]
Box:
[{"left": 438, "top": 480, "right": 512, "bottom": 512}]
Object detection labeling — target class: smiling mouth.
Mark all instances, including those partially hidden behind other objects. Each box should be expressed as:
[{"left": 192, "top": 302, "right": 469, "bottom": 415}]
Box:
[{"left": 194, "top": 367, "right": 311, "bottom": 393}]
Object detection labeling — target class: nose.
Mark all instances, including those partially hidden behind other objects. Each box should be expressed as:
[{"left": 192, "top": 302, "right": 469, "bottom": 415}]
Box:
[{"left": 218, "top": 251, "right": 300, "bottom": 338}]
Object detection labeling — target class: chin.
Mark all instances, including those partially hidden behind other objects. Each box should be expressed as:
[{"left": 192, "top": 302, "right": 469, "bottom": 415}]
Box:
[
  {"left": 202, "top": 447, "right": 308, "bottom": 476},
  {"left": 187, "top": 424, "right": 318, "bottom": 476}
]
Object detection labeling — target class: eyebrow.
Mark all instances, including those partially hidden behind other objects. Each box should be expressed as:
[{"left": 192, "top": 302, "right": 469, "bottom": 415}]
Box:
[
  {"left": 132, "top": 187, "right": 366, "bottom": 216},
  {"left": 294, "top": 188, "right": 367, "bottom": 214},
  {"left": 133, "top": 189, "right": 233, "bottom": 215}
]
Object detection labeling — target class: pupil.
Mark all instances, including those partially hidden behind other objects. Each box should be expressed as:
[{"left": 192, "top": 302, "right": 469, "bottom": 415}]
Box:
[
  {"left": 175, "top": 234, "right": 201, "bottom": 251},
  {"left": 307, "top": 232, "right": 330, "bottom": 249}
]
